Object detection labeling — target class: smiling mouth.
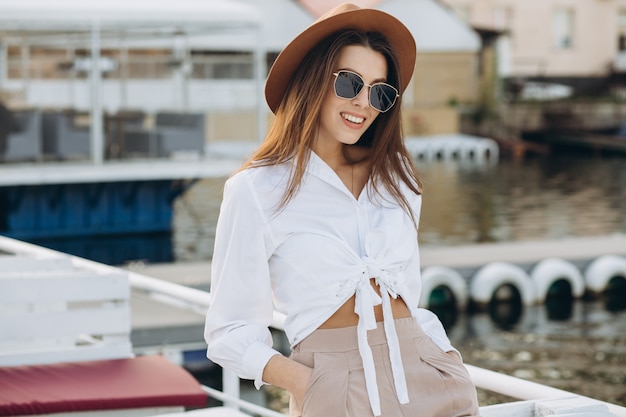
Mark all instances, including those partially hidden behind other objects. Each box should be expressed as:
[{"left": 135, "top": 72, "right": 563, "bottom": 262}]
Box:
[{"left": 341, "top": 112, "right": 364, "bottom": 124}]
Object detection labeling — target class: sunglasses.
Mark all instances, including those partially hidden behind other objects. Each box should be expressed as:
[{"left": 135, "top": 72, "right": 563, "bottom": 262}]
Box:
[{"left": 332, "top": 70, "right": 399, "bottom": 113}]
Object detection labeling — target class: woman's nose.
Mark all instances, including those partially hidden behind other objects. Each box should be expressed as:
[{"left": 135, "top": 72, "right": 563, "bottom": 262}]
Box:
[{"left": 352, "top": 86, "right": 370, "bottom": 109}]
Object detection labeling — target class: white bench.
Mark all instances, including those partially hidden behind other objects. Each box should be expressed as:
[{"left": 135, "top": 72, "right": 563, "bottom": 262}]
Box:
[{"left": 0, "top": 254, "right": 207, "bottom": 416}]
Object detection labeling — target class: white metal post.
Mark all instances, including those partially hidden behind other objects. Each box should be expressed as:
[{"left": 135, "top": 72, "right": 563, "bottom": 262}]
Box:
[
  {"left": 255, "top": 30, "right": 266, "bottom": 144},
  {"left": 120, "top": 37, "right": 129, "bottom": 110},
  {"left": 66, "top": 43, "right": 76, "bottom": 108},
  {"left": 90, "top": 20, "right": 104, "bottom": 164},
  {"left": 20, "top": 41, "right": 30, "bottom": 99},
  {"left": 172, "top": 32, "right": 188, "bottom": 112},
  {"left": 0, "top": 41, "right": 7, "bottom": 91},
  {"left": 222, "top": 369, "right": 240, "bottom": 410}
]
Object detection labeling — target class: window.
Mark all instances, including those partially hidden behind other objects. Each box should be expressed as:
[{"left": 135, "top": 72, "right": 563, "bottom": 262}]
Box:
[
  {"left": 189, "top": 52, "right": 254, "bottom": 80},
  {"left": 553, "top": 8, "right": 575, "bottom": 49}
]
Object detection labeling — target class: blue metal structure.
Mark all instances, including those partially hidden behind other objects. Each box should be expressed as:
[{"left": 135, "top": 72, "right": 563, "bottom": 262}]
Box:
[{"left": 0, "top": 180, "right": 190, "bottom": 264}]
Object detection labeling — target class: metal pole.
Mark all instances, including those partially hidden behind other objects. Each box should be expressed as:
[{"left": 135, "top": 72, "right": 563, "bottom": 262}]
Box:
[
  {"left": 0, "top": 41, "right": 7, "bottom": 91},
  {"left": 20, "top": 41, "right": 30, "bottom": 100},
  {"left": 255, "top": 28, "right": 266, "bottom": 144},
  {"left": 173, "top": 33, "right": 185, "bottom": 111},
  {"left": 90, "top": 20, "right": 104, "bottom": 164},
  {"left": 222, "top": 370, "right": 240, "bottom": 410},
  {"left": 120, "top": 36, "right": 129, "bottom": 110},
  {"left": 66, "top": 43, "right": 76, "bottom": 108},
  {"left": 182, "top": 34, "right": 190, "bottom": 112}
]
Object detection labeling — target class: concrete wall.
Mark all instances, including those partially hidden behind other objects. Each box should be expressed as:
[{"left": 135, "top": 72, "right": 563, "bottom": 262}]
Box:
[
  {"left": 403, "top": 107, "right": 459, "bottom": 136},
  {"left": 400, "top": 51, "right": 479, "bottom": 135},
  {"left": 412, "top": 52, "right": 479, "bottom": 107}
]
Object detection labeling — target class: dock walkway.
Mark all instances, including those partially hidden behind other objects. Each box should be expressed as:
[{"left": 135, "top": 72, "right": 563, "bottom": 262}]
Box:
[{"left": 422, "top": 233, "right": 626, "bottom": 272}]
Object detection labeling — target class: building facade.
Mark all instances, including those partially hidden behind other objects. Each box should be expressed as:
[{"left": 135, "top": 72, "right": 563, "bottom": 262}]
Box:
[
  {"left": 0, "top": 0, "right": 483, "bottom": 142},
  {"left": 440, "top": 0, "right": 626, "bottom": 96}
]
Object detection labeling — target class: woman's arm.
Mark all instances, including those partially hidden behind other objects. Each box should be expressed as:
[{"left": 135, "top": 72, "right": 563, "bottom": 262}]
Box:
[
  {"left": 205, "top": 172, "right": 283, "bottom": 387},
  {"left": 263, "top": 355, "right": 313, "bottom": 406}
]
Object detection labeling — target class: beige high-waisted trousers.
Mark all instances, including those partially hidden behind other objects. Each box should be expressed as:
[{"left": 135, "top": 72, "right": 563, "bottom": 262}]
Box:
[{"left": 289, "top": 317, "right": 480, "bottom": 417}]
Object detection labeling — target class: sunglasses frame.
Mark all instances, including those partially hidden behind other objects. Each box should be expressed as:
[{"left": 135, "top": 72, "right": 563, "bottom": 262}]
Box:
[{"left": 332, "top": 70, "right": 399, "bottom": 113}]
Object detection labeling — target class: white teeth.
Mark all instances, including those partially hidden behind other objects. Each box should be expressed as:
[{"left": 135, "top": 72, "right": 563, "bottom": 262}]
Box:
[{"left": 342, "top": 113, "right": 364, "bottom": 124}]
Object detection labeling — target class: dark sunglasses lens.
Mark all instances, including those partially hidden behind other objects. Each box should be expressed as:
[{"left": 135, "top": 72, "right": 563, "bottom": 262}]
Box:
[
  {"left": 335, "top": 72, "right": 363, "bottom": 99},
  {"left": 370, "top": 84, "right": 397, "bottom": 112}
]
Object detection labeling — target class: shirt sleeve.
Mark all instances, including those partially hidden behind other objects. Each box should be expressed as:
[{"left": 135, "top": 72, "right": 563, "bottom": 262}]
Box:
[
  {"left": 204, "top": 171, "right": 281, "bottom": 388},
  {"left": 416, "top": 308, "right": 460, "bottom": 357}
]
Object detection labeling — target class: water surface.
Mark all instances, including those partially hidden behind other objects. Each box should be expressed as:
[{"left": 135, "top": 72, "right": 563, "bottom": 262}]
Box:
[{"left": 172, "top": 152, "right": 626, "bottom": 261}]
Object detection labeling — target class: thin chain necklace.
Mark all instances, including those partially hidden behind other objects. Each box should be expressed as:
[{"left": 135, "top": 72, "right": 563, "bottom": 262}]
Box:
[{"left": 351, "top": 163, "right": 355, "bottom": 197}]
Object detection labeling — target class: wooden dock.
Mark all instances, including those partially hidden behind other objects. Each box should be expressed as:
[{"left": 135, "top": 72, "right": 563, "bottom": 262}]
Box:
[
  {"left": 421, "top": 233, "right": 626, "bottom": 272},
  {"left": 525, "top": 131, "right": 626, "bottom": 155}
]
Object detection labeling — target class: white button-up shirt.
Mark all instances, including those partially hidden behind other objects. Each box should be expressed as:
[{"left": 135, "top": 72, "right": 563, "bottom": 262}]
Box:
[{"left": 204, "top": 152, "right": 456, "bottom": 416}]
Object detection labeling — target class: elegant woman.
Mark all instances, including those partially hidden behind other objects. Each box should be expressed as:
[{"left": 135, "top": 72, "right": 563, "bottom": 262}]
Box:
[{"left": 205, "top": 4, "right": 480, "bottom": 417}]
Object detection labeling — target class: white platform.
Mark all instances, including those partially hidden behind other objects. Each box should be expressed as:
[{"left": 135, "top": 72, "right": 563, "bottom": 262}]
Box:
[{"left": 0, "top": 156, "right": 242, "bottom": 186}]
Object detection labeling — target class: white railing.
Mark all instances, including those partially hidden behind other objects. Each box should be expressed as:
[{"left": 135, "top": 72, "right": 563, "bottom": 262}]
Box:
[
  {"left": 129, "top": 273, "right": 626, "bottom": 417},
  {"left": 0, "top": 235, "right": 625, "bottom": 417}
]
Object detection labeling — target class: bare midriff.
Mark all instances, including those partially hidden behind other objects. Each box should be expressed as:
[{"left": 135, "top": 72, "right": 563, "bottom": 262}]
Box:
[{"left": 318, "top": 278, "right": 412, "bottom": 329}]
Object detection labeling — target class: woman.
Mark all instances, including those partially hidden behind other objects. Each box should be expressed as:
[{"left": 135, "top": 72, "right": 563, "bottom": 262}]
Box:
[{"left": 204, "top": 4, "right": 480, "bottom": 417}]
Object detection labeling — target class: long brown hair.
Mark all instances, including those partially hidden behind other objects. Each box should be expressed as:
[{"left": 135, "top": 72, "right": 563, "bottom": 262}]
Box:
[{"left": 242, "top": 29, "right": 422, "bottom": 226}]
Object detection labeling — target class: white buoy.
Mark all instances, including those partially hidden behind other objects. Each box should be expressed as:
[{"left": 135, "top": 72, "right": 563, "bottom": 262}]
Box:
[
  {"left": 420, "top": 266, "right": 468, "bottom": 310},
  {"left": 405, "top": 135, "right": 499, "bottom": 164},
  {"left": 470, "top": 262, "right": 536, "bottom": 305},
  {"left": 584, "top": 255, "right": 626, "bottom": 294},
  {"left": 530, "top": 258, "right": 585, "bottom": 303}
]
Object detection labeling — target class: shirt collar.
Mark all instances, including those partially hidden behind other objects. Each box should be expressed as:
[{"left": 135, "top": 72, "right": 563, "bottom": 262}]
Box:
[{"left": 304, "top": 150, "right": 357, "bottom": 199}]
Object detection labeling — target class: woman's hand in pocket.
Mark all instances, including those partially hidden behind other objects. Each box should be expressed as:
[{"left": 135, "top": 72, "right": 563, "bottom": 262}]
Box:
[
  {"left": 446, "top": 350, "right": 463, "bottom": 363},
  {"left": 262, "top": 355, "right": 313, "bottom": 407},
  {"left": 290, "top": 362, "right": 314, "bottom": 407}
]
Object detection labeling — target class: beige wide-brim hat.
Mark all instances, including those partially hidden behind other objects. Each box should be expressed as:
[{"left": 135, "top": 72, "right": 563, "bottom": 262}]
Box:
[{"left": 265, "top": 3, "right": 417, "bottom": 114}]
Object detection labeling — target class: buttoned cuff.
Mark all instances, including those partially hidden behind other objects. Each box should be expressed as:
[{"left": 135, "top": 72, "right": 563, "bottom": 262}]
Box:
[{"left": 242, "top": 341, "right": 281, "bottom": 390}]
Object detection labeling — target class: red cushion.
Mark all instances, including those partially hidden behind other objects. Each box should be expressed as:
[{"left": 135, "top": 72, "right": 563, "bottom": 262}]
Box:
[{"left": 0, "top": 355, "right": 207, "bottom": 416}]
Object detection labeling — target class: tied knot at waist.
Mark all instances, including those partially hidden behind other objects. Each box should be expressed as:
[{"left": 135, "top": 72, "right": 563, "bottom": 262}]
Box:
[
  {"left": 363, "top": 256, "right": 402, "bottom": 298},
  {"left": 332, "top": 257, "right": 410, "bottom": 416},
  {"left": 334, "top": 257, "right": 404, "bottom": 302}
]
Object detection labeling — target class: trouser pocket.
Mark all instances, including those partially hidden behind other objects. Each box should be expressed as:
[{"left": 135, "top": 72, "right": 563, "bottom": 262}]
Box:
[{"left": 292, "top": 351, "right": 350, "bottom": 417}]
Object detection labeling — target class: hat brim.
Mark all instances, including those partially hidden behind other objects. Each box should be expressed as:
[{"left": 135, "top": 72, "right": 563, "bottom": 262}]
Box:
[{"left": 265, "top": 4, "right": 416, "bottom": 113}]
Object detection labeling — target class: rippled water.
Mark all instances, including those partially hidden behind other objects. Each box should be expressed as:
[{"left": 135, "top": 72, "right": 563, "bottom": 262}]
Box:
[
  {"left": 173, "top": 151, "right": 626, "bottom": 261},
  {"left": 417, "top": 152, "right": 626, "bottom": 247}
]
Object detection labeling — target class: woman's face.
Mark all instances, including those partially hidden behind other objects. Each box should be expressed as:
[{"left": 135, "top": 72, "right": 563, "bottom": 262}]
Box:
[{"left": 317, "top": 45, "right": 388, "bottom": 150}]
